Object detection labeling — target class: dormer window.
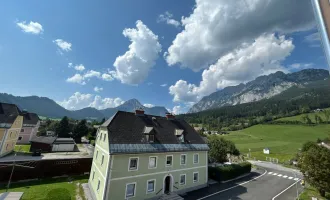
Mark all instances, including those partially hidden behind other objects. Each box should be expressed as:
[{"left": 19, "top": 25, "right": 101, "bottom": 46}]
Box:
[
  {"left": 144, "top": 126, "right": 155, "bottom": 143},
  {"left": 175, "top": 129, "right": 185, "bottom": 143}
]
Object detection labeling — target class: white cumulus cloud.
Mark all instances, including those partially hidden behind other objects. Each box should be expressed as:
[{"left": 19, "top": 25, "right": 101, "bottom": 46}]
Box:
[
  {"left": 112, "top": 20, "right": 162, "bottom": 85},
  {"left": 16, "top": 21, "right": 43, "bottom": 34},
  {"left": 165, "top": 0, "right": 314, "bottom": 71},
  {"left": 57, "top": 92, "right": 124, "bottom": 110},
  {"left": 160, "top": 84, "right": 167, "bottom": 87},
  {"left": 74, "top": 64, "right": 85, "bottom": 71},
  {"left": 66, "top": 74, "right": 86, "bottom": 85},
  {"left": 94, "top": 87, "right": 103, "bottom": 92},
  {"left": 157, "top": 11, "right": 180, "bottom": 28},
  {"left": 53, "top": 39, "right": 72, "bottom": 52},
  {"left": 84, "top": 70, "right": 101, "bottom": 79},
  {"left": 143, "top": 104, "right": 154, "bottom": 108},
  {"left": 288, "top": 63, "right": 314, "bottom": 70},
  {"left": 101, "top": 73, "right": 114, "bottom": 81},
  {"left": 169, "top": 34, "right": 295, "bottom": 103},
  {"left": 167, "top": 105, "right": 185, "bottom": 115}
]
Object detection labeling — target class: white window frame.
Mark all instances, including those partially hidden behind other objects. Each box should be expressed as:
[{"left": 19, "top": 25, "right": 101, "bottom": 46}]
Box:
[
  {"left": 193, "top": 172, "right": 199, "bottom": 183},
  {"left": 97, "top": 179, "right": 101, "bottom": 192},
  {"left": 125, "top": 182, "right": 136, "bottom": 198},
  {"left": 101, "top": 154, "right": 104, "bottom": 166},
  {"left": 148, "top": 156, "right": 157, "bottom": 169},
  {"left": 180, "top": 154, "right": 187, "bottom": 165},
  {"left": 128, "top": 157, "right": 139, "bottom": 171},
  {"left": 165, "top": 155, "right": 173, "bottom": 167},
  {"left": 179, "top": 174, "right": 186, "bottom": 185},
  {"left": 146, "top": 179, "right": 156, "bottom": 194},
  {"left": 193, "top": 153, "right": 199, "bottom": 164}
]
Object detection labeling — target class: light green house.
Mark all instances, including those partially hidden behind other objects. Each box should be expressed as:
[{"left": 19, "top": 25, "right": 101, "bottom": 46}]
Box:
[{"left": 88, "top": 110, "right": 209, "bottom": 200}]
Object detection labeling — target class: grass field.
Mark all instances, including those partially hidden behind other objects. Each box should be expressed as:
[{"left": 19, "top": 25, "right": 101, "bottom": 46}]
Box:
[
  {"left": 14, "top": 145, "right": 31, "bottom": 153},
  {"left": 299, "top": 184, "right": 330, "bottom": 200},
  {"left": 276, "top": 109, "right": 330, "bottom": 123},
  {"left": 0, "top": 175, "right": 88, "bottom": 200},
  {"left": 220, "top": 124, "right": 330, "bottom": 162}
]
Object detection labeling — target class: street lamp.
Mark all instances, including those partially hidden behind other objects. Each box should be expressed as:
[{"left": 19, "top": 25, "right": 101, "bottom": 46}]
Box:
[{"left": 6, "top": 146, "right": 21, "bottom": 192}]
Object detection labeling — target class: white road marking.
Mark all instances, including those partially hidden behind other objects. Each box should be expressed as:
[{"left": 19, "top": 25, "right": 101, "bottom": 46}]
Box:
[
  {"left": 273, "top": 173, "right": 278, "bottom": 175},
  {"left": 294, "top": 178, "right": 299, "bottom": 181},
  {"left": 272, "top": 179, "right": 301, "bottom": 200},
  {"left": 268, "top": 172, "right": 273, "bottom": 174},
  {"left": 277, "top": 174, "right": 283, "bottom": 177},
  {"left": 288, "top": 177, "right": 293, "bottom": 179},
  {"left": 196, "top": 169, "right": 268, "bottom": 200},
  {"left": 283, "top": 175, "right": 288, "bottom": 178}
]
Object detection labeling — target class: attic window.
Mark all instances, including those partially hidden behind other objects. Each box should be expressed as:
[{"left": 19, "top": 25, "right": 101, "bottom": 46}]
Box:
[
  {"left": 175, "top": 129, "right": 185, "bottom": 143},
  {"left": 144, "top": 126, "right": 155, "bottom": 143},
  {"left": 144, "top": 126, "right": 153, "bottom": 134}
]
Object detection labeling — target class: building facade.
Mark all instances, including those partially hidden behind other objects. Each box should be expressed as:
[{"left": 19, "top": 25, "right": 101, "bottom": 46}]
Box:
[
  {"left": 17, "top": 112, "right": 40, "bottom": 144},
  {"left": 88, "top": 110, "right": 209, "bottom": 200},
  {"left": 0, "top": 103, "right": 23, "bottom": 157}
]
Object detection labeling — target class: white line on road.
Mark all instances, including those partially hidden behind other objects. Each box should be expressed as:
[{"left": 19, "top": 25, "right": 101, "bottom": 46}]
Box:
[
  {"left": 196, "top": 169, "right": 268, "bottom": 200},
  {"left": 294, "top": 178, "right": 299, "bottom": 181},
  {"left": 273, "top": 173, "right": 278, "bottom": 175},
  {"left": 277, "top": 174, "right": 282, "bottom": 177},
  {"left": 272, "top": 179, "right": 301, "bottom": 200},
  {"left": 268, "top": 172, "right": 273, "bottom": 174},
  {"left": 288, "top": 177, "right": 293, "bottom": 179},
  {"left": 283, "top": 175, "right": 288, "bottom": 178}
]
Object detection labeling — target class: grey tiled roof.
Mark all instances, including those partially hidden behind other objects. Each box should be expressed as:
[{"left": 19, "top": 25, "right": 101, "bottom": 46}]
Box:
[
  {"left": 22, "top": 112, "right": 39, "bottom": 125},
  {"left": 30, "top": 136, "right": 57, "bottom": 144},
  {"left": 0, "top": 103, "right": 20, "bottom": 124},
  {"left": 102, "top": 111, "right": 209, "bottom": 154}
]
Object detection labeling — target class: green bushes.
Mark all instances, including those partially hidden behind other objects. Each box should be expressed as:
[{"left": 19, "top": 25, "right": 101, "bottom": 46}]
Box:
[{"left": 208, "top": 162, "right": 252, "bottom": 182}]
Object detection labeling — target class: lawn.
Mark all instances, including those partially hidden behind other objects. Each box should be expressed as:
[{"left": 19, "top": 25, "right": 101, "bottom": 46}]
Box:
[
  {"left": 14, "top": 145, "right": 31, "bottom": 153},
  {"left": 276, "top": 109, "right": 330, "bottom": 123},
  {"left": 299, "top": 184, "right": 330, "bottom": 200},
  {"left": 0, "top": 175, "right": 89, "bottom": 200},
  {"left": 220, "top": 124, "right": 330, "bottom": 163}
]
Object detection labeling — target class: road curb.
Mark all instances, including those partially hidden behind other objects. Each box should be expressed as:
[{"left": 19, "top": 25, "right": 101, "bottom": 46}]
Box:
[{"left": 221, "top": 172, "right": 251, "bottom": 183}]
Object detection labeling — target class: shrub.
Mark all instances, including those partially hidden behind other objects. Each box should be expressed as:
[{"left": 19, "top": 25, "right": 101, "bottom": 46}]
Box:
[{"left": 208, "top": 162, "right": 251, "bottom": 182}]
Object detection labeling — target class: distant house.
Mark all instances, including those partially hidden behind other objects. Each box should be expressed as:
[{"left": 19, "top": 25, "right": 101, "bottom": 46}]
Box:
[
  {"left": 17, "top": 112, "right": 40, "bottom": 144},
  {"left": 46, "top": 131, "right": 56, "bottom": 136},
  {"left": 0, "top": 103, "right": 24, "bottom": 157},
  {"left": 314, "top": 108, "right": 324, "bottom": 112},
  {"left": 263, "top": 148, "right": 270, "bottom": 154},
  {"left": 30, "top": 136, "right": 75, "bottom": 152}
]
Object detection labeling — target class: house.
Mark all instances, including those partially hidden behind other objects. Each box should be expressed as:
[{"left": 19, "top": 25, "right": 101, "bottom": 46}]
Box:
[
  {"left": 0, "top": 103, "right": 23, "bottom": 157},
  {"left": 30, "top": 136, "right": 75, "bottom": 152},
  {"left": 263, "top": 148, "right": 270, "bottom": 154},
  {"left": 17, "top": 112, "right": 40, "bottom": 144},
  {"left": 88, "top": 110, "right": 209, "bottom": 200},
  {"left": 46, "top": 131, "right": 56, "bottom": 136}
]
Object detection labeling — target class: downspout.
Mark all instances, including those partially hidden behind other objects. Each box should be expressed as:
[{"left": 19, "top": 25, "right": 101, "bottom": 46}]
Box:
[
  {"left": 103, "top": 154, "right": 113, "bottom": 200},
  {"left": 311, "top": 0, "right": 330, "bottom": 70}
]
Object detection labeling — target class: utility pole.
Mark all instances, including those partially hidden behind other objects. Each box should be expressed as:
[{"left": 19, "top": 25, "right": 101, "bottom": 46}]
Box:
[{"left": 6, "top": 146, "right": 21, "bottom": 192}]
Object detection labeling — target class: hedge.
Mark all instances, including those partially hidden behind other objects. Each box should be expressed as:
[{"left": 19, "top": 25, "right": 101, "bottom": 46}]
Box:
[{"left": 208, "top": 162, "right": 252, "bottom": 182}]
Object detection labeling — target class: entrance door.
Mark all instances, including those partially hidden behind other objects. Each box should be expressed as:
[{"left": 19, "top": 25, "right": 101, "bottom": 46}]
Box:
[{"left": 164, "top": 176, "right": 171, "bottom": 194}]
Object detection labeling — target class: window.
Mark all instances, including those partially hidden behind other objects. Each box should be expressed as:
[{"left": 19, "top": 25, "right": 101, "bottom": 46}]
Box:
[
  {"left": 100, "top": 132, "right": 102, "bottom": 140},
  {"left": 97, "top": 180, "right": 101, "bottom": 191},
  {"left": 180, "top": 174, "right": 186, "bottom": 185},
  {"left": 101, "top": 155, "right": 104, "bottom": 166},
  {"left": 6, "top": 144, "right": 8, "bottom": 150},
  {"left": 18, "top": 136, "right": 22, "bottom": 141},
  {"left": 147, "top": 179, "right": 155, "bottom": 193},
  {"left": 129, "top": 158, "right": 138, "bottom": 171},
  {"left": 96, "top": 150, "right": 98, "bottom": 159},
  {"left": 166, "top": 155, "right": 173, "bottom": 166},
  {"left": 193, "top": 172, "right": 199, "bottom": 183},
  {"left": 148, "top": 134, "right": 154, "bottom": 143},
  {"left": 21, "top": 129, "right": 24, "bottom": 132},
  {"left": 92, "top": 171, "right": 95, "bottom": 180},
  {"left": 125, "top": 183, "right": 136, "bottom": 198},
  {"left": 103, "top": 133, "right": 106, "bottom": 141},
  {"left": 148, "top": 156, "right": 157, "bottom": 169},
  {"left": 193, "top": 154, "right": 199, "bottom": 164},
  {"left": 180, "top": 154, "right": 186, "bottom": 165}
]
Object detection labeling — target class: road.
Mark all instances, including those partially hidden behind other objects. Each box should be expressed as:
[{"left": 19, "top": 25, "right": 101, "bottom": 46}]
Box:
[{"left": 183, "top": 166, "right": 303, "bottom": 200}]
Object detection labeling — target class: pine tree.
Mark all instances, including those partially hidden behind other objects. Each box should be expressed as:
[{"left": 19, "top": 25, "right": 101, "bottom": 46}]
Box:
[
  {"left": 73, "top": 119, "right": 89, "bottom": 143},
  {"left": 55, "top": 116, "right": 71, "bottom": 138}
]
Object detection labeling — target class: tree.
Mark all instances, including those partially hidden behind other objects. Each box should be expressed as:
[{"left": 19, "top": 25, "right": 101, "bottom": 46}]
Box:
[
  {"left": 324, "top": 110, "right": 330, "bottom": 123},
  {"left": 55, "top": 116, "right": 71, "bottom": 138},
  {"left": 298, "top": 142, "right": 330, "bottom": 197},
  {"left": 72, "top": 119, "right": 89, "bottom": 143},
  {"left": 208, "top": 136, "right": 240, "bottom": 163}
]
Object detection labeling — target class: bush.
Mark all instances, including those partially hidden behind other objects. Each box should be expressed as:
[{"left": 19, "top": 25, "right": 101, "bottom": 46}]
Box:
[
  {"left": 208, "top": 162, "right": 251, "bottom": 182},
  {"left": 90, "top": 140, "right": 95, "bottom": 146}
]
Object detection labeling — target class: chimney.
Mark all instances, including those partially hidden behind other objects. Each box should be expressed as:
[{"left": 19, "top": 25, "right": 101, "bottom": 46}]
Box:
[
  {"left": 166, "top": 112, "right": 175, "bottom": 120},
  {"left": 135, "top": 108, "right": 145, "bottom": 116}
]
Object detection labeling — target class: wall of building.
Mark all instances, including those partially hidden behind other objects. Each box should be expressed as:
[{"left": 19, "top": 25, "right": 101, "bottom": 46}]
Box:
[
  {"left": 0, "top": 116, "right": 23, "bottom": 157},
  {"left": 320, "top": 0, "right": 330, "bottom": 37},
  {"left": 17, "top": 121, "right": 40, "bottom": 144},
  {"left": 0, "top": 129, "right": 5, "bottom": 141},
  {"left": 107, "top": 151, "right": 208, "bottom": 200}
]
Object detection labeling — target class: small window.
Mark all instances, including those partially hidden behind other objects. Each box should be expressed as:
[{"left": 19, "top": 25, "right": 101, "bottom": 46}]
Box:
[
  {"left": 6, "top": 144, "right": 9, "bottom": 150},
  {"left": 92, "top": 171, "right": 95, "bottom": 180},
  {"left": 193, "top": 154, "right": 199, "bottom": 164},
  {"left": 18, "top": 136, "right": 22, "bottom": 141},
  {"left": 166, "top": 155, "right": 173, "bottom": 166},
  {"left": 96, "top": 150, "right": 98, "bottom": 159},
  {"left": 126, "top": 183, "right": 136, "bottom": 198},
  {"left": 180, "top": 154, "right": 186, "bottom": 165},
  {"left": 129, "top": 158, "right": 138, "bottom": 171},
  {"left": 193, "top": 172, "right": 199, "bottom": 183},
  {"left": 147, "top": 180, "right": 155, "bottom": 193},
  {"left": 21, "top": 129, "right": 24, "bottom": 132},
  {"left": 101, "top": 155, "right": 104, "bottom": 166},
  {"left": 180, "top": 174, "right": 186, "bottom": 185},
  {"left": 148, "top": 134, "right": 154, "bottom": 143},
  {"left": 103, "top": 133, "right": 106, "bottom": 141},
  {"left": 100, "top": 132, "right": 102, "bottom": 139},
  {"left": 149, "top": 157, "right": 157, "bottom": 168},
  {"left": 97, "top": 180, "right": 101, "bottom": 191}
]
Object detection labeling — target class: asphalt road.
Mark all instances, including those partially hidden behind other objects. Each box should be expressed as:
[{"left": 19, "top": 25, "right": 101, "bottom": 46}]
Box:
[{"left": 183, "top": 167, "right": 303, "bottom": 200}]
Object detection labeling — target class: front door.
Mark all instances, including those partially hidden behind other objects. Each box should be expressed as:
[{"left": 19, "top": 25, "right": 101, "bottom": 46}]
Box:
[{"left": 164, "top": 176, "right": 171, "bottom": 194}]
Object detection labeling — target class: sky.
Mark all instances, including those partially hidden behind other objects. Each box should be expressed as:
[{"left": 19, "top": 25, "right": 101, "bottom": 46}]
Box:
[{"left": 0, "top": 0, "right": 328, "bottom": 114}]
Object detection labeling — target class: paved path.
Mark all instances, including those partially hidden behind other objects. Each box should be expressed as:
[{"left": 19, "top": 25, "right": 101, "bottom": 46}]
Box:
[{"left": 183, "top": 166, "right": 303, "bottom": 200}]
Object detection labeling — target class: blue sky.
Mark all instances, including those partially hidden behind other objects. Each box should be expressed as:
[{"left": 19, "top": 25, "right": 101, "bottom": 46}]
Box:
[{"left": 0, "top": 0, "right": 327, "bottom": 114}]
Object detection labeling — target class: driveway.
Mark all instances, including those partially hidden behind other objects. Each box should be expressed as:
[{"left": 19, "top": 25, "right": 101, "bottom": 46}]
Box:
[{"left": 183, "top": 167, "right": 303, "bottom": 200}]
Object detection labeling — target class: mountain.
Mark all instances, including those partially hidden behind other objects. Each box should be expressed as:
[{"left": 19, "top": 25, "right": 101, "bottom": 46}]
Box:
[
  {"left": 0, "top": 94, "right": 168, "bottom": 120},
  {"left": 189, "top": 69, "right": 329, "bottom": 113}
]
